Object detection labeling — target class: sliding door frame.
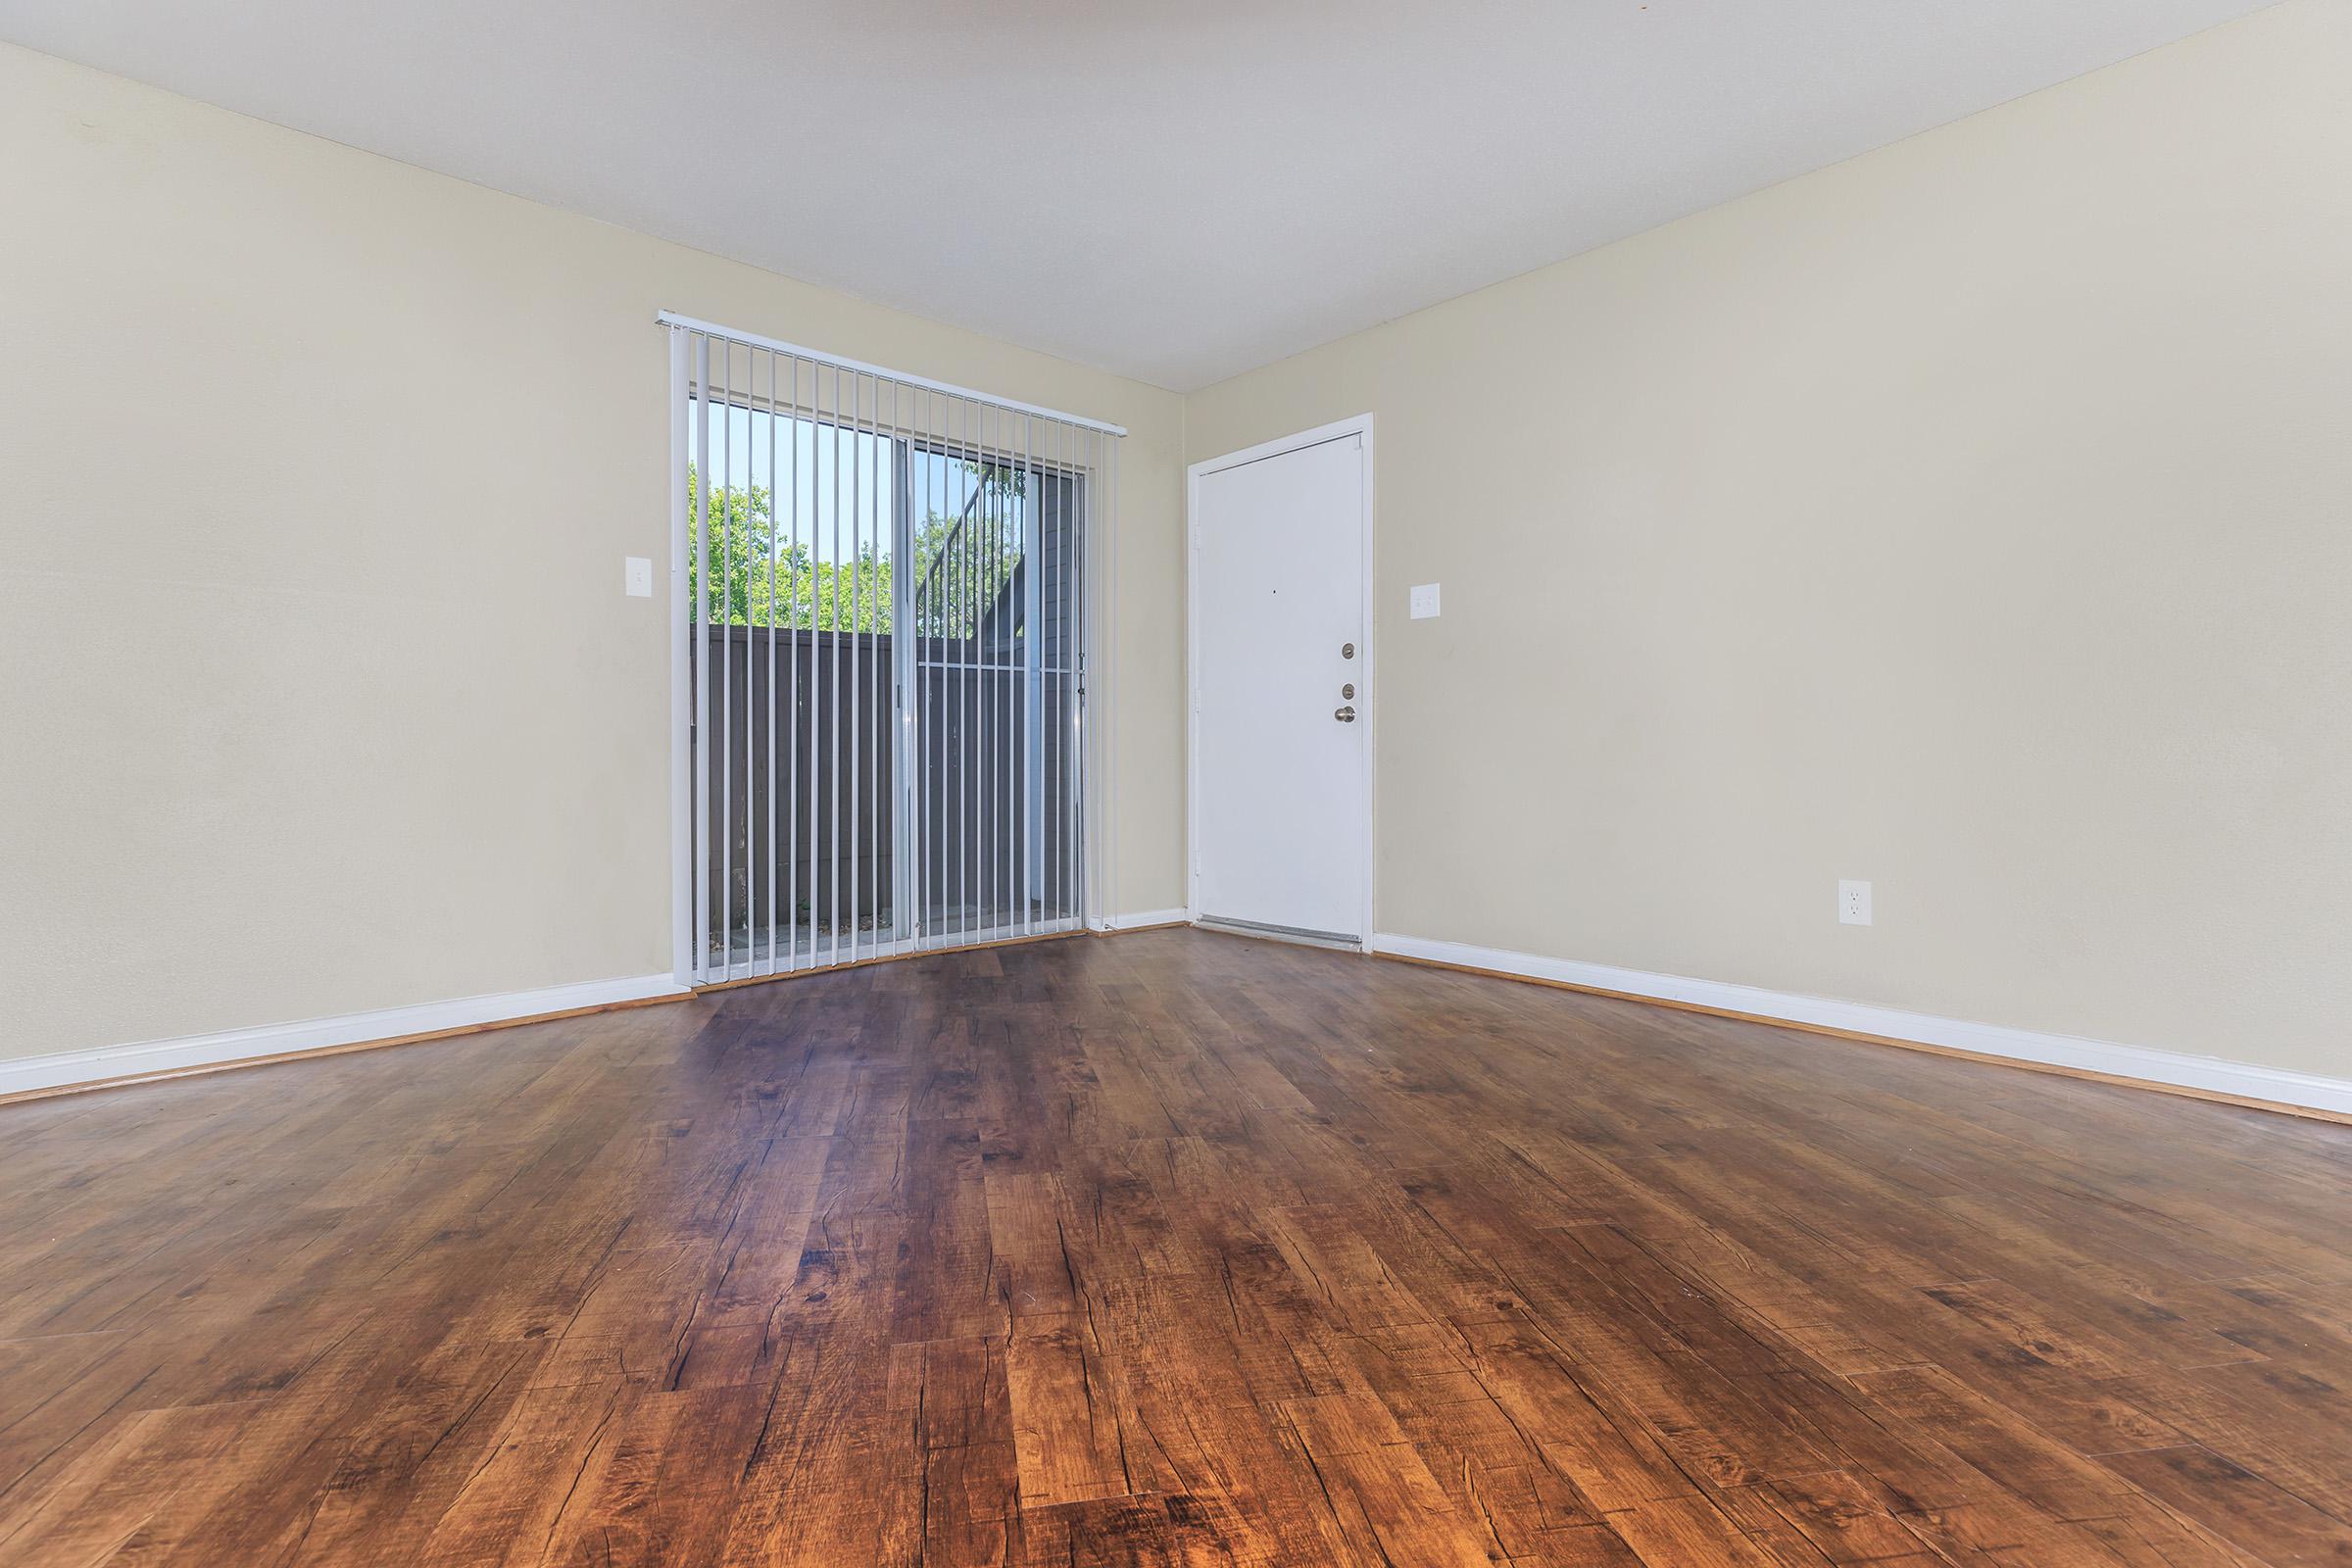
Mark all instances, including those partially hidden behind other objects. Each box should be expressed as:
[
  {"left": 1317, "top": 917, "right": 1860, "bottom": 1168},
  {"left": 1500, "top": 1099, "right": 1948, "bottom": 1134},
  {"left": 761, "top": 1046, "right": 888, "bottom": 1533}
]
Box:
[
  {"left": 664, "top": 315, "right": 1119, "bottom": 990},
  {"left": 668, "top": 328, "right": 696, "bottom": 983}
]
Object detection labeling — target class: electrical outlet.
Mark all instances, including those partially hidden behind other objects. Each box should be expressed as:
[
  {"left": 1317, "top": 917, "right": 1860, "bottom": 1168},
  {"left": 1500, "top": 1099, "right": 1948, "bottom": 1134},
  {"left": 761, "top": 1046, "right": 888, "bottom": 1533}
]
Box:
[
  {"left": 625, "top": 557, "right": 654, "bottom": 598},
  {"left": 1838, "top": 879, "right": 1873, "bottom": 926},
  {"left": 1410, "top": 583, "right": 1442, "bottom": 619}
]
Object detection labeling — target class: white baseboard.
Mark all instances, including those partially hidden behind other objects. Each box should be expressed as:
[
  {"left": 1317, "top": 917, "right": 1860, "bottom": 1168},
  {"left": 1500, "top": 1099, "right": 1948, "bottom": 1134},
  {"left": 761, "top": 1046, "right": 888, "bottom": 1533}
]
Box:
[
  {"left": 1108, "top": 907, "right": 1194, "bottom": 931},
  {"left": 1370, "top": 933, "right": 2352, "bottom": 1118},
  {"left": 0, "top": 972, "right": 690, "bottom": 1101}
]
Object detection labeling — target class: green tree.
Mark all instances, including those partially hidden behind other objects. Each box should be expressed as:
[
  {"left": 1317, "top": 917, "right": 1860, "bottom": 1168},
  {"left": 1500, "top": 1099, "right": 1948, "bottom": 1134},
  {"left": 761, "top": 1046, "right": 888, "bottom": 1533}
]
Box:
[
  {"left": 906, "top": 461, "right": 1025, "bottom": 639},
  {"left": 687, "top": 459, "right": 1029, "bottom": 637},
  {"left": 687, "top": 466, "right": 789, "bottom": 624},
  {"left": 688, "top": 465, "right": 892, "bottom": 632}
]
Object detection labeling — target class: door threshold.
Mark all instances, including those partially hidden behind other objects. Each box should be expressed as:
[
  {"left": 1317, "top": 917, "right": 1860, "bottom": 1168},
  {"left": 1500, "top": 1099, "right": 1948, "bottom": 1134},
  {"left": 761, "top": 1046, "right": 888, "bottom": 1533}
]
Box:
[{"left": 1195, "top": 914, "right": 1364, "bottom": 953}]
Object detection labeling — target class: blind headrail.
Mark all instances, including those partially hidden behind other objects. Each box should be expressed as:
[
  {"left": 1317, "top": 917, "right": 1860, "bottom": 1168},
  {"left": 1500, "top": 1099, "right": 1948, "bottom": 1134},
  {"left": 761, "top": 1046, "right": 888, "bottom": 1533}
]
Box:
[{"left": 656, "top": 312, "right": 1128, "bottom": 438}]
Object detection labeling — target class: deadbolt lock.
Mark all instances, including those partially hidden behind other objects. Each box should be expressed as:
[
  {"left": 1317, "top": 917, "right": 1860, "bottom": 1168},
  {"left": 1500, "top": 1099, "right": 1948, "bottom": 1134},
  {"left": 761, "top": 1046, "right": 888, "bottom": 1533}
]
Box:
[
  {"left": 1341, "top": 642, "right": 1355, "bottom": 660},
  {"left": 1341, "top": 683, "right": 1355, "bottom": 700}
]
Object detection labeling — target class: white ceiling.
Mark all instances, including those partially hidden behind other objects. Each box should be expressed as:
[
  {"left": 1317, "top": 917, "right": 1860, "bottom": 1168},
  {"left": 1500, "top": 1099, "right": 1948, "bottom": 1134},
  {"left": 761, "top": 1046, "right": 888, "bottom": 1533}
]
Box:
[{"left": 1, "top": 0, "right": 2273, "bottom": 390}]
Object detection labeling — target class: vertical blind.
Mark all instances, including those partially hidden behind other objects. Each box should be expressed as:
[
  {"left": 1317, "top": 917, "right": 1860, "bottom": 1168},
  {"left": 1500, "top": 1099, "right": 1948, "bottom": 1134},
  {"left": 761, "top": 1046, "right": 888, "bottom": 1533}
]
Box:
[{"left": 664, "top": 317, "right": 1121, "bottom": 985}]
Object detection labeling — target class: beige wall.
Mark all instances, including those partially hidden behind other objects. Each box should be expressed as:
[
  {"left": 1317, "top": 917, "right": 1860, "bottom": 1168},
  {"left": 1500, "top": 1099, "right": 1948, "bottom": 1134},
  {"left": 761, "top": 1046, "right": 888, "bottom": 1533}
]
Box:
[
  {"left": 0, "top": 44, "right": 1186, "bottom": 1062},
  {"left": 1185, "top": 0, "right": 2352, "bottom": 1080},
  {"left": 10, "top": 3, "right": 2348, "bottom": 1083}
]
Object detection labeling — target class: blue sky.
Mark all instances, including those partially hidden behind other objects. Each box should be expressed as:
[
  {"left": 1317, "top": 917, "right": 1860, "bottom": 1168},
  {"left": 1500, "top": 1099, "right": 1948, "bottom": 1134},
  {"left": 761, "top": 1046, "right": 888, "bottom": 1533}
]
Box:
[{"left": 694, "top": 397, "right": 1037, "bottom": 567}]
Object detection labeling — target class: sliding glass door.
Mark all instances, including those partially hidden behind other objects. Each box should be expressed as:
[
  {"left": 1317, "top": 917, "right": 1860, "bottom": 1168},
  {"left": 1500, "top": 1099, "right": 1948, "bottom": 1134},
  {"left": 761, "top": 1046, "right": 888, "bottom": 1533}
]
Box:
[
  {"left": 900, "top": 423, "right": 1087, "bottom": 949},
  {"left": 672, "top": 323, "right": 1103, "bottom": 984}
]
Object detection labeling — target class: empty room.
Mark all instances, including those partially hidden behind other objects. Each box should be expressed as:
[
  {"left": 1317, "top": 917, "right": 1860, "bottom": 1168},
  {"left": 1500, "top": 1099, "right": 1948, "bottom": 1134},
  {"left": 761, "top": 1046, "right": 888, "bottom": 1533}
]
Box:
[{"left": 3, "top": 0, "right": 2349, "bottom": 1563}]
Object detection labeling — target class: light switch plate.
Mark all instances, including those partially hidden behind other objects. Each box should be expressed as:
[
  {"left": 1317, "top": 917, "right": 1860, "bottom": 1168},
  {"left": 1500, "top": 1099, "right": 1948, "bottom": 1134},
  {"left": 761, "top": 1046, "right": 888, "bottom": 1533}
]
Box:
[
  {"left": 1410, "top": 583, "right": 1441, "bottom": 619},
  {"left": 625, "top": 557, "right": 654, "bottom": 598}
]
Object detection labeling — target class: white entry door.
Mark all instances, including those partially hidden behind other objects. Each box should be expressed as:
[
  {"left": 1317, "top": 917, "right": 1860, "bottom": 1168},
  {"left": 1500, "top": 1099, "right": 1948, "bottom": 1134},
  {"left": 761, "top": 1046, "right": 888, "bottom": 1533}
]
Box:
[{"left": 1191, "top": 426, "right": 1369, "bottom": 944}]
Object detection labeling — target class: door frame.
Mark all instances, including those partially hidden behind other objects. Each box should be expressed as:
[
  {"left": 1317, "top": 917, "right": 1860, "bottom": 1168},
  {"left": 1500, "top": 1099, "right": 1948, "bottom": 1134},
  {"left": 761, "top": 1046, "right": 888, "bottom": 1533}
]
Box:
[{"left": 1185, "top": 414, "right": 1376, "bottom": 949}]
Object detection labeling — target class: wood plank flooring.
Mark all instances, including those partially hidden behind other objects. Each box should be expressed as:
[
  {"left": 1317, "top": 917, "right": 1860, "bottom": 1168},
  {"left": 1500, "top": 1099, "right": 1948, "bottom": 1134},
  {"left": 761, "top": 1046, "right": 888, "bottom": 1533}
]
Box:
[{"left": 2, "top": 927, "right": 2348, "bottom": 1566}]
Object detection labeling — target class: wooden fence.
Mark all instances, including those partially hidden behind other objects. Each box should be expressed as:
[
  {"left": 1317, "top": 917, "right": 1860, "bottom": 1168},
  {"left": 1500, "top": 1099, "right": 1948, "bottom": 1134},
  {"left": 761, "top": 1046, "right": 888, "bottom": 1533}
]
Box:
[{"left": 691, "top": 625, "right": 1078, "bottom": 950}]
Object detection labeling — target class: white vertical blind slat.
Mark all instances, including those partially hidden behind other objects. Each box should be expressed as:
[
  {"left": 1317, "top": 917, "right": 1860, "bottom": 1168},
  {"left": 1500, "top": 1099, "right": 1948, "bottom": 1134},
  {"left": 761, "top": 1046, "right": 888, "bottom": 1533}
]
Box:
[{"left": 692, "top": 333, "right": 712, "bottom": 983}]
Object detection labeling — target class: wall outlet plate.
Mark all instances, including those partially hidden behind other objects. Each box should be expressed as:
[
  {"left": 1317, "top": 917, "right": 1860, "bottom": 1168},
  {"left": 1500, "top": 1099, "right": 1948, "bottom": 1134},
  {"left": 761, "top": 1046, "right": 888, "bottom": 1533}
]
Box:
[
  {"left": 625, "top": 557, "right": 654, "bottom": 597},
  {"left": 1838, "top": 879, "right": 1873, "bottom": 926},
  {"left": 1410, "top": 582, "right": 1441, "bottom": 619}
]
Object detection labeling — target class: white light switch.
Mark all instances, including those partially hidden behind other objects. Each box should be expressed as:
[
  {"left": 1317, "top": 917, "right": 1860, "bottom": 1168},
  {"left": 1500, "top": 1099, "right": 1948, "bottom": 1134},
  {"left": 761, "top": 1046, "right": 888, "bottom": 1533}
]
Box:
[
  {"left": 1410, "top": 583, "right": 1442, "bottom": 619},
  {"left": 1838, "top": 880, "right": 1873, "bottom": 926},
  {"left": 625, "top": 557, "right": 654, "bottom": 598}
]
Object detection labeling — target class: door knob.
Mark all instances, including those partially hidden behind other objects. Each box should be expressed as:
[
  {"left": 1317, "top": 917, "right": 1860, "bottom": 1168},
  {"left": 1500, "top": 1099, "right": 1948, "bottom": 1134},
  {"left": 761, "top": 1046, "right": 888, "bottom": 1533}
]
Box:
[{"left": 1334, "top": 705, "right": 1356, "bottom": 722}]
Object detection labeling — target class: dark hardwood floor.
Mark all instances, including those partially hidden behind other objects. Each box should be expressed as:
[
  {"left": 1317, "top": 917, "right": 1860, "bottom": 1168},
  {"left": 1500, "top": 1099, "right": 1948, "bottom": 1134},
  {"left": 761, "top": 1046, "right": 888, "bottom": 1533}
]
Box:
[{"left": 2, "top": 928, "right": 2349, "bottom": 1566}]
